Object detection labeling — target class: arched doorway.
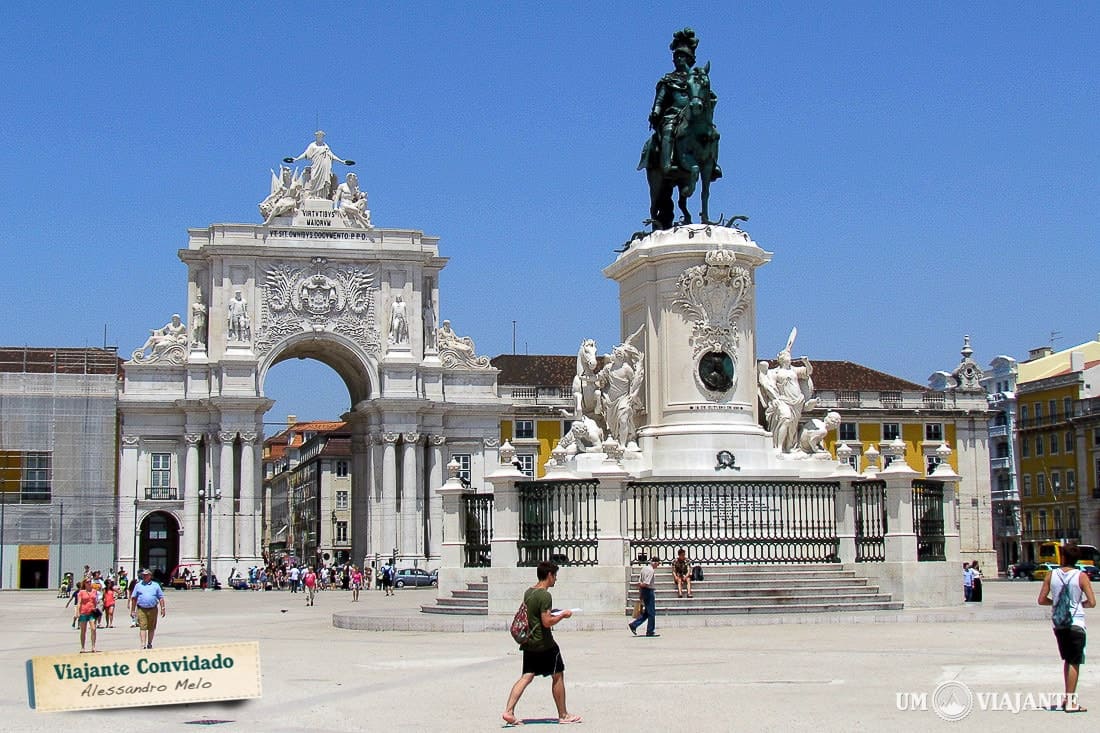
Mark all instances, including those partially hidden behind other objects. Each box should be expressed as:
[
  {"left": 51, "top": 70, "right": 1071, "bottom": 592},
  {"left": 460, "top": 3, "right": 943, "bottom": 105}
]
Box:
[{"left": 139, "top": 511, "right": 179, "bottom": 584}]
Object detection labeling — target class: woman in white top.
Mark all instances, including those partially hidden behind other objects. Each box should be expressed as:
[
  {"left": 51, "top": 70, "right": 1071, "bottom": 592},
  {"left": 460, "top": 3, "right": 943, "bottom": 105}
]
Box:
[{"left": 1038, "top": 544, "right": 1097, "bottom": 713}]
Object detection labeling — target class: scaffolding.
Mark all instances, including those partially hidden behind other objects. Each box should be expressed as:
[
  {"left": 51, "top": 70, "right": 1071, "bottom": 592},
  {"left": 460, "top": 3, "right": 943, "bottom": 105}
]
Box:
[{"left": 0, "top": 347, "right": 120, "bottom": 588}]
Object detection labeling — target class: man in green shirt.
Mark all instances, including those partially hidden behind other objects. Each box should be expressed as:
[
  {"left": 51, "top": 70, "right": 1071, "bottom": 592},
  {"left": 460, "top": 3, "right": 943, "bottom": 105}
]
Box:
[{"left": 502, "top": 561, "right": 582, "bottom": 725}]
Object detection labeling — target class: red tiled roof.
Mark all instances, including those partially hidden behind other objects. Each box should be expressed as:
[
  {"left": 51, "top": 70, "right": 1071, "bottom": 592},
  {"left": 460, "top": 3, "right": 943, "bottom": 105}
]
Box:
[{"left": 492, "top": 355, "right": 927, "bottom": 392}]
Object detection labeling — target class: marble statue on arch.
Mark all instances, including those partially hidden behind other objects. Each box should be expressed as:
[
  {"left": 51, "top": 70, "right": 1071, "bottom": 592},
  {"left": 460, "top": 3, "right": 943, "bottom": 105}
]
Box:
[
  {"left": 334, "top": 172, "right": 371, "bottom": 228},
  {"left": 799, "top": 411, "right": 841, "bottom": 456},
  {"left": 131, "top": 314, "right": 188, "bottom": 364},
  {"left": 436, "top": 320, "right": 490, "bottom": 368},
  {"left": 284, "top": 130, "right": 355, "bottom": 200},
  {"left": 227, "top": 290, "right": 251, "bottom": 343},
  {"left": 389, "top": 295, "right": 409, "bottom": 346}
]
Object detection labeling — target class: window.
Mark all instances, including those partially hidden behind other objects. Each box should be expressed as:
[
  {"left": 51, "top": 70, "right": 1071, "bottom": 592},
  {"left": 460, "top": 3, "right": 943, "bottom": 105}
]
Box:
[
  {"left": 839, "top": 422, "right": 858, "bottom": 442},
  {"left": 1034, "top": 403, "right": 1043, "bottom": 421},
  {"left": 1067, "top": 470, "right": 1076, "bottom": 494},
  {"left": 335, "top": 490, "right": 348, "bottom": 510},
  {"left": 1094, "top": 428, "right": 1100, "bottom": 447},
  {"left": 148, "top": 514, "right": 168, "bottom": 540},
  {"left": 335, "top": 521, "right": 348, "bottom": 543},
  {"left": 925, "top": 423, "right": 943, "bottom": 441},
  {"left": 1039, "top": 509, "right": 1047, "bottom": 529},
  {"left": 1049, "top": 400, "right": 1058, "bottom": 420},
  {"left": 1022, "top": 475, "right": 1031, "bottom": 497},
  {"left": 514, "top": 420, "right": 535, "bottom": 440},
  {"left": 1064, "top": 398, "right": 1073, "bottom": 419},
  {"left": 1035, "top": 436, "right": 1044, "bottom": 456},
  {"left": 882, "top": 423, "right": 900, "bottom": 441},
  {"left": 1025, "top": 512, "right": 1033, "bottom": 532},
  {"left": 1050, "top": 434, "right": 1059, "bottom": 455},
  {"left": 1051, "top": 471, "right": 1061, "bottom": 495},
  {"left": 515, "top": 453, "right": 536, "bottom": 477},
  {"left": 452, "top": 453, "right": 472, "bottom": 484},
  {"left": 151, "top": 453, "right": 172, "bottom": 488},
  {"left": 1037, "top": 473, "right": 1047, "bottom": 495},
  {"left": 335, "top": 460, "right": 349, "bottom": 477},
  {"left": 1021, "top": 437, "right": 1030, "bottom": 458},
  {"left": 1066, "top": 431, "right": 1075, "bottom": 453},
  {"left": 1020, "top": 405, "right": 1029, "bottom": 423},
  {"left": 1054, "top": 509, "right": 1062, "bottom": 530},
  {"left": 1070, "top": 508, "right": 1078, "bottom": 530},
  {"left": 22, "top": 451, "right": 52, "bottom": 501},
  {"left": 925, "top": 453, "right": 941, "bottom": 474}
]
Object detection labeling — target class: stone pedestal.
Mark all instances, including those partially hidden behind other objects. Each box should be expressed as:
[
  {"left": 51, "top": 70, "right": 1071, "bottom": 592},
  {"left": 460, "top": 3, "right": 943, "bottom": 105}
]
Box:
[{"left": 603, "top": 225, "right": 776, "bottom": 474}]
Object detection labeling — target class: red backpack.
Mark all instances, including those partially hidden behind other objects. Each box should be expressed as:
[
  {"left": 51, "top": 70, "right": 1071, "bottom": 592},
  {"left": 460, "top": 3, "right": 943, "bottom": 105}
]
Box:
[{"left": 510, "top": 600, "right": 531, "bottom": 646}]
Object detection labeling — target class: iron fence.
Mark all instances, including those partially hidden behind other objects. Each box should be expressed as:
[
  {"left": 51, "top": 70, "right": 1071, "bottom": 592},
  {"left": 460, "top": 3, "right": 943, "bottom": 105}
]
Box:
[
  {"left": 912, "top": 479, "right": 946, "bottom": 561},
  {"left": 626, "top": 480, "right": 840, "bottom": 564},
  {"left": 517, "top": 480, "right": 598, "bottom": 566},
  {"left": 462, "top": 493, "right": 493, "bottom": 567},
  {"left": 853, "top": 480, "right": 887, "bottom": 562}
]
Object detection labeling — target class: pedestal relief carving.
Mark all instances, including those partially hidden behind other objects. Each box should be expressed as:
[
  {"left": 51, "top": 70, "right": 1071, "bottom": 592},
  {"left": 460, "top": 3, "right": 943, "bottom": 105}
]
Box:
[
  {"left": 673, "top": 249, "right": 752, "bottom": 400},
  {"left": 382, "top": 432, "right": 400, "bottom": 445},
  {"left": 184, "top": 434, "right": 203, "bottom": 447},
  {"left": 217, "top": 430, "right": 237, "bottom": 444},
  {"left": 239, "top": 431, "right": 257, "bottom": 445},
  {"left": 256, "top": 257, "right": 379, "bottom": 357},
  {"left": 402, "top": 431, "right": 421, "bottom": 445}
]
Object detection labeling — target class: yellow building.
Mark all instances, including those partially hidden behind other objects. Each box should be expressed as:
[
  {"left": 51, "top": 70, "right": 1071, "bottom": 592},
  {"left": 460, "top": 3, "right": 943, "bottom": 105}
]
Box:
[{"left": 1014, "top": 338, "right": 1100, "bottom": 562}]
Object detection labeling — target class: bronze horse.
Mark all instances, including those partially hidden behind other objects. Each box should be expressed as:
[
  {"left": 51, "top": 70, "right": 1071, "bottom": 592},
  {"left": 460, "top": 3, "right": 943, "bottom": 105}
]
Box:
[{"left": 639, "top": 64, "right": 722, "bottom": 230}]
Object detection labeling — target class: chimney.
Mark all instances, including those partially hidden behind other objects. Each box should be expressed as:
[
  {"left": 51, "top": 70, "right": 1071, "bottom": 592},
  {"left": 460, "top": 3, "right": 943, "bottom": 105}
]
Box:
[
  {"left": 1070, "top": 351, "right": 1085, "bottom": 373},
  {"left": 1027, "top": 346, "right": 1053, "bottom": 361},
  {"left": 287, "top": 414, "right": 297, "bottom": 427}
]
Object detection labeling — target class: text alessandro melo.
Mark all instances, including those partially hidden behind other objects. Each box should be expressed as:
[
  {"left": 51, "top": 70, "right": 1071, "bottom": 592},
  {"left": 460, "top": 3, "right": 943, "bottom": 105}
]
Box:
[{"left": 53, "top": 653, "right": 235, "bottom": 697}]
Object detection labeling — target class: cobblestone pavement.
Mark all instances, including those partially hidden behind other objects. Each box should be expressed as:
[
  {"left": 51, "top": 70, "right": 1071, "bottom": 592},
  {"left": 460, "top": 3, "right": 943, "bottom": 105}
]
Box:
[{"left": 1, "top": 581, "right": 1094, "bottom": 732}]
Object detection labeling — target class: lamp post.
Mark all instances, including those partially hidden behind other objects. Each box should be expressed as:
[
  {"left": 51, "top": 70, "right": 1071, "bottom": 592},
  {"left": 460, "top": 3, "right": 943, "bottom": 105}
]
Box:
[
  {"left": 198, "top": 485, "right": 221, "bottom": 591},
  {"left": 331, "top": 510, "right": 337, "bottom": 563},
  {"left": 57, "top": 500, "right": 64, "bottom": 587}
]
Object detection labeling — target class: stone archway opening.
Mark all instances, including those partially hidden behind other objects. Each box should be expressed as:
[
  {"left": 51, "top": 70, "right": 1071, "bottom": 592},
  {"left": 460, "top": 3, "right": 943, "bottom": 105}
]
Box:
[{"left": 139, "top": 511, "right": 180, "bottom": 584}]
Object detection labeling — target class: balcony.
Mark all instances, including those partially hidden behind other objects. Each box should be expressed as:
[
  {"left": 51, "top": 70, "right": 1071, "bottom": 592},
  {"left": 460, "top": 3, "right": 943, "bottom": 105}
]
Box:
[
  {"left": 145, "top": 487, "right": 179, "bottom": 500},
  {"left": 988, "top": 424, "right": 1009, "bottom": 438},
  {"left": 990, "top": 457, "right": 1011, "bottom": 471},
  {"left": 1021, "top": 528, "right": 1081, "bottom": 542}
]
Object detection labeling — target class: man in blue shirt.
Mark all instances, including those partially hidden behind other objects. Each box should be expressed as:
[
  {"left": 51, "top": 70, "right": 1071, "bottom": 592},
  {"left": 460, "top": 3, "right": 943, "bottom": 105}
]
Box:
[{"left": 129, "top": 569, "right": 166, "bottom": 649}]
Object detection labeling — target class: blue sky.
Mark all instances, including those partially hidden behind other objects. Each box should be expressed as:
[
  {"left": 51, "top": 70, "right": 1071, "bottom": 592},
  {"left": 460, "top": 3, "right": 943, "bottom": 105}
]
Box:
[{"left": 2, "top": 3, "right": 1098, "bottom": 423}]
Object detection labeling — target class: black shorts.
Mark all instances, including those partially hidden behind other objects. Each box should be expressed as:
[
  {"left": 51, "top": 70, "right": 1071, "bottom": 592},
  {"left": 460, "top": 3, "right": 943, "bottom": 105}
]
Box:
[
  {"left": 522, "top": 644, "right": 564, "bottom": 677},
  {"left": 1054, "top": 626, "right": 1087, "bottom": 665}
]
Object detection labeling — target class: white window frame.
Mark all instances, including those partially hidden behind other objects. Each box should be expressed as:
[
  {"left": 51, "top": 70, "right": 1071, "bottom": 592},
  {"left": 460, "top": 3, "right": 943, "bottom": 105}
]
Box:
[
  {"left": 1022, "top": 474, "right": 1032, "bottom": 497},
  {"left": 1067, "top": 469, "right": 1076, "bottom": 493},
  {"left": 150, "top": 453, "right": 172, "bottom": 489},
  {"left": 335, "top": 460, "right": 349, "bottom": 477},
  {"left": 335, "top": 490, "right": 348, "bottom": 510},
  {"left": 925, "top": 423, "right": 944, "bottom": 442},
  {"left": 839, "top": 422, "right": 858, "bottom": 442},
  {"left": 514, "top": 420, "right": 536, "bottom": 440},
  {"left": 515, "top": 453, "right": 536, "bottom": 477},
  {"left": 1037, "top": 473, "right": 1047, "bottom": 495},
  {"left": 335, "top": 521, "right": 348, "bottom": 543},
  {"left": 452, "top": 453, "right": 472, "bottom": 484},
  {"left": 1050, "top": 434, "right": 1059, "bottom": 455},
  {"left": 882, "top": 423, "right": 900, "bottom": 441}
]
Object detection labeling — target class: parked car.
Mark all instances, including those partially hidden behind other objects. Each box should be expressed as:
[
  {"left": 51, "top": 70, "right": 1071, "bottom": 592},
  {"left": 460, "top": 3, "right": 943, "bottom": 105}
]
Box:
[
  {"left": 1031, "top": 563, "right": 1059, "bottom": 582},
  {"left": 1009, "top": 562, "right": 1037, "bottom": 580},
  {"left": 1077, "top": 564, "right": 1100, "bottom": 582},
  {"left": 394, "top": 568, "right": 437, "bottom": 588}
]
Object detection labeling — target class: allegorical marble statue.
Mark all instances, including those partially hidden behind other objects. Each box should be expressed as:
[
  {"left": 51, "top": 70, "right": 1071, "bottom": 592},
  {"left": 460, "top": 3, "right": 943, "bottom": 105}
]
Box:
[
  {"left": 227, "top": 290, "right": 250, "bottom": 343},
  {"left": 334, "top": 172, "right": 371, "bottom": 228},
  {"left": 284, "top": 130, "right": 354, "bottom": 200},
  {"left": 437, "top": 320, "right": 490, "bottom": 368},
  {"left": 132, "top": 314, "right": 188, "bottom": 364},
  {"left": 422, "top": 293, "right": 437, "bottom": 352},
  {"left": 596, "top": 326, "right": 645, "bottom": 450},
  {"left": 799, "top": 411, "right": 842, "bottom": 455},
  {"left": 639, "top": 28, "right": 722, "bottom": 230},
  {"left": 556, "top": 415, "right": 604, "bottom": 456},
  {"left": 758, "top": 328, "right": 816, "bottom": 454},
  {"left": 190, "top": 294, "right": 207, "bottom": 349},
  {"left": 389, "top": 295, "right": 409, "bottom": 345},
  {"left": 572, "top": 339, "right": 603, "bottom": 424},
  {"left": 259, "top": 166, "right": 304, "bottom": 224}
]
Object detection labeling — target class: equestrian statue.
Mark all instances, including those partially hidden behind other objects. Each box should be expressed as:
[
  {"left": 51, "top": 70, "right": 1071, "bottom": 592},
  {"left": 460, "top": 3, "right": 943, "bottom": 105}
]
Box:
[{"left": 639, "top": 28, "right": 723, "bottom": 231}]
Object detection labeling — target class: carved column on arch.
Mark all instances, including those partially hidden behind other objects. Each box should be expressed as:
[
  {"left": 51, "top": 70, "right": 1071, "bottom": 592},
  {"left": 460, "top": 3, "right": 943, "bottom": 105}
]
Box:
[
  {"left": 381, "top": 432, "right": 400, "bottom": 559},
  {"left": 120, "top": 435, "right": 141, "bottom": 570},
  {"left": 183, "top": 433, "right": 203, "bottom": 561},
  {"left": 428, "top": 435, "right": 446, "bottom": 560},
  {"left": 349, "top": 425, "right": 371, "bottom": 568},
  {"left": 216, "top": 430, "right": 237, "bottom": 569},
  {"left": 400, "top": 432, "right": 422, "bottom": 561},
  {"left": 238, "top": 431, "right": 258, "bottom": 562}
]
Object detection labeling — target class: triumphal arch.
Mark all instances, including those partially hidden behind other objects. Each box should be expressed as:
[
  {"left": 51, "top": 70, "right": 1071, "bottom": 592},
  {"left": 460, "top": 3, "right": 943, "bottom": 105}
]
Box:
[{"left": 117, "top": 135, "right": 503, "bottom": 581}]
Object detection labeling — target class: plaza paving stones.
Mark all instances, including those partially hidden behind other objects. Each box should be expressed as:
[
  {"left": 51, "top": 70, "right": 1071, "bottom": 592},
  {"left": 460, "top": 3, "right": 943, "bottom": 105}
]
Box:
[{"left": 1, "top": 581, "right": 1094, "bottom": 732}]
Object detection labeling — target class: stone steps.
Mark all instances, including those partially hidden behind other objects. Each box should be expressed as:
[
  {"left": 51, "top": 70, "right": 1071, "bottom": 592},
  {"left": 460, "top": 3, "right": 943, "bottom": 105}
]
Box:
[
  {"left": 626, "top": 564, "right": 900, "bottom": 615},
  {"left": 421, "top": 577, "right": 490, "bottom": 616}
]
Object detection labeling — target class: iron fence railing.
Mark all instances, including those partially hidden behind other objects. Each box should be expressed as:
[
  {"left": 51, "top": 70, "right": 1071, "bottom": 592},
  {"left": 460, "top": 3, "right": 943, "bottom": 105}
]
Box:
[
  {"left": 626, "top": 480, "right": 840, "bottom": 564},
  {"left": 912, "top": 479, "right": 946, "bottom": 561},
  {"left": 461, "top": 493, "right": 493, "bottom": 567},
  {"left": 853, "top": 480, "right": 887, "bottom": 562},
  {"left": 517, "top": 480, "right": 598, "bottom": 566}
]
